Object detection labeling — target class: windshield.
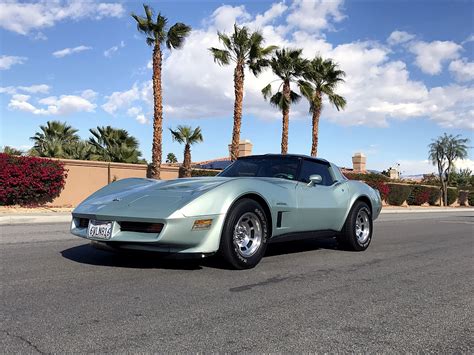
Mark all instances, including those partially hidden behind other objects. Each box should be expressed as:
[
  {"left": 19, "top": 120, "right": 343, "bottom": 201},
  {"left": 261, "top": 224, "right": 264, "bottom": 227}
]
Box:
[{"left": 218, "top": 156, "right": 300, "bottom": 180}]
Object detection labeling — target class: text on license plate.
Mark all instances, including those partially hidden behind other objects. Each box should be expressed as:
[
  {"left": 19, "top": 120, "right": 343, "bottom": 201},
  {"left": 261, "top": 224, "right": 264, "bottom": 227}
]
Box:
[{"left": 88, "top": 220, "right": 113, "bottom": 239}]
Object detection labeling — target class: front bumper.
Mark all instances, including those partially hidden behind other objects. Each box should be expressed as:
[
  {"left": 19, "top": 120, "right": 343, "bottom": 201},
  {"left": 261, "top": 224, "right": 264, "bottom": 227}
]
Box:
[{"left": 70, "top": 212, "right": 226, "bottom": 254}]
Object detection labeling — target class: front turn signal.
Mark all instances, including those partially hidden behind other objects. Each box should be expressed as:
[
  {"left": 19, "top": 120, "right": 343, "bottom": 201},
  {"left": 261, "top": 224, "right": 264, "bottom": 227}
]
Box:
[{"left": 192, "top": 219, "right": 213, "bottom": 230}]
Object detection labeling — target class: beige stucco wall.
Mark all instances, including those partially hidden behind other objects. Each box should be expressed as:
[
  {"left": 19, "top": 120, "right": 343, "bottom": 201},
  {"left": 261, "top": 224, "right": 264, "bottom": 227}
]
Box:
[{"left": 49, "top": 159, "right": 180, "bottom": 207}]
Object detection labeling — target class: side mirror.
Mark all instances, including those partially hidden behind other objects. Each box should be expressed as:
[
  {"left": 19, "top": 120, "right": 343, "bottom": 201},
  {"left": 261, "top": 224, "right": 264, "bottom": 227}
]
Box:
[{"left": 308, "top": 174, "right": 322, "bottom": 186}]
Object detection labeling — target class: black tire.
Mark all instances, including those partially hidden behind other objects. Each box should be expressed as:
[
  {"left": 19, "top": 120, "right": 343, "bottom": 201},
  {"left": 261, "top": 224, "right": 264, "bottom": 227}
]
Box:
[
  {"left": 337, "top": 201, "right": 373, "bottom": 251},
  {"left": 219, "top": 198, "right": 269, "bottom": 269}
]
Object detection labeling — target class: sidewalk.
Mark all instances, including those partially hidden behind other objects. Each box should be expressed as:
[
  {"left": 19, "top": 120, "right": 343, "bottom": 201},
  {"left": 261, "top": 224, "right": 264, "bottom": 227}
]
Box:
[{"left": 0, "top": 206, "right": 473, "bottom": 225}]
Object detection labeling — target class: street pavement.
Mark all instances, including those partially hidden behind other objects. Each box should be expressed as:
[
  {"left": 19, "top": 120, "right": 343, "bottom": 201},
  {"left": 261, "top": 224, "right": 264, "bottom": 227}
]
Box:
[{"left": 1, "top": 212, "right": 473, "bottom": 353}]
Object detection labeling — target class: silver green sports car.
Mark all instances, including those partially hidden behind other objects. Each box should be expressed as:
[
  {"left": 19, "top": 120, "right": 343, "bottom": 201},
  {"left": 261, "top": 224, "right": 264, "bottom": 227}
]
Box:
[{"left": 71, "top": 154, "right": 382, "bottom": 269}]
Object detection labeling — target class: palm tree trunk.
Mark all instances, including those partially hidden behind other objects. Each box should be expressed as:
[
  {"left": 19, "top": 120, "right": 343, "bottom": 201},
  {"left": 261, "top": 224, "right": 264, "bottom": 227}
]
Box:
[
  {"left": 281, "top": 80, "right": 290, "bottom": 154},
  {"left": 230, "top": 62, "right": 245, "bottom": 161},
  {"left": 183, "top": 144, "right": 192, "bottom": 178},
  {"left": 310, "top": 91, "right": 322, "bottom": 157},
  {"left": 150, "top": 44, "right": 163, "bottom": 179}
]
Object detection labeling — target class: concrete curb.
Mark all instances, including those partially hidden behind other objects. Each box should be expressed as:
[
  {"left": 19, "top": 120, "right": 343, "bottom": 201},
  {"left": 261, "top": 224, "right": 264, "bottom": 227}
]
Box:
[
  {"left": 380, "top": 208, "right": 474, "bottom": 214},
  {"left": 0, "top": 214, "right": 71, "bottom": 225}
]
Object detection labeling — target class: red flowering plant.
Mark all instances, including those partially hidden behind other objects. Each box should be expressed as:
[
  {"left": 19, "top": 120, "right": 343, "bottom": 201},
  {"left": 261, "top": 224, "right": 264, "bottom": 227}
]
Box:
[
  {"left": 344, "top": 172, "right": 390, "bottom": 201},
  {"left": 0, "top": 154, "right": 67, "bottom": 206}
]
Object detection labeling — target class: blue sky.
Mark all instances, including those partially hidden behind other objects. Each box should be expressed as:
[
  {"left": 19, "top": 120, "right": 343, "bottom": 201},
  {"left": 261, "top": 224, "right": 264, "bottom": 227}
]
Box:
[{"left": 1, "top": 0, "right": 473, "bottom": 175}]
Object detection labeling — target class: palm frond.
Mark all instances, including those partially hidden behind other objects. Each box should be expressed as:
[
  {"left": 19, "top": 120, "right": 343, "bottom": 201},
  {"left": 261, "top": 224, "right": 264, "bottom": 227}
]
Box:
[
  {"left": 209, "top": 48, "right": 231, "bottom": 65},
  {"left": 166, "top": 22, "right": 191, "bottom": 49},
  {"left": 261, "top": 83, "right": 272, "bottom": 100}
]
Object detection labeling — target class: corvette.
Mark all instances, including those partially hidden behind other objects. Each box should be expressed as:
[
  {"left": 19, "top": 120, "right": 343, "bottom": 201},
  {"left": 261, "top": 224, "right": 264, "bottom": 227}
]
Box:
[{"left": 71, "top": 154, "right": 382, "bottom": 269}]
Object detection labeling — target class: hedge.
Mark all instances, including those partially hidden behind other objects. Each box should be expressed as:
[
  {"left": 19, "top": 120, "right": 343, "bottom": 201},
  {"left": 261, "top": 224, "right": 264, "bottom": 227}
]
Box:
[
  {"left": 387, "top": 183, "right": 413, "bottom": 206},
  {"left": 447, "top": 188, "right": 458, "bottom": 206},
  {"left": 0, "top": 154, "right": 67, "bottom": 206},
  {"left": 469, "top": 191, "right": 474, "bottom": 206},
  {"left": 428, "top": 187, "right": 441, "bottom": 206},
  {"left": 459, "top": 190, "right": 469, "bottom": 206},
  {"left": 191, "top": 169, "right": 220, "bottom": 177},
  {"left": 407, "top": 185, "right": 433, "bottom": 206},
  {"left": 344, "top": 172, "right": 390, "bottom": 201}
]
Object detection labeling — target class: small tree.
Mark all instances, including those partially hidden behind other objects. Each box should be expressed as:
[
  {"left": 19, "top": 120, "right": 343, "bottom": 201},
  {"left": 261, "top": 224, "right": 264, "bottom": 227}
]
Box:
[
  {"left": 89, "top": 126, "right": 143, "bottom": 163},
  {"left": 169, "top": 125, "right": 203, "bottom": 178},
  {"left": 428, "top": 133, "right": 469, "bottom": 206},
  {"left": 166, "top": 152, "right": 178, "bottom": 163}
]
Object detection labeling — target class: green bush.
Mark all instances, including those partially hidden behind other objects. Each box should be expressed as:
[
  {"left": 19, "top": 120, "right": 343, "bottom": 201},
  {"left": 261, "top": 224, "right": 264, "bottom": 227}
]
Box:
[
  {"left": 407, "top": 186, "right": 431, "bottom": 205},
  {"left": 459, "top": 190, "right": 469, "bottom": 206},
  {"left": 468, "top": 191, "right": 474, "bottom": 206},
  {"left": 446, "top": 188, "right": 458, "bottom": 206},
  {"left": 387, "top": 183, "right": 413, "bottom": 206},
  {"left": 428, "top": 187, "right": 441, "bottom": 206},
  {"left": 191, "top": 169, "right": 220, "bottom": 177}
]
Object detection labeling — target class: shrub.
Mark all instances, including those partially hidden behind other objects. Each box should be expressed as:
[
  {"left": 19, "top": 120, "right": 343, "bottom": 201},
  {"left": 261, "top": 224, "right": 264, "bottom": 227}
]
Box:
[
  {"left": 459, "top": 190, "right": 469, "bottom": 206},
  {"left": 446, "top": 188, "right": 458, "bottom": 206},
  {"left": 407, "top": 185, "right": 431, "bottom": 205},
  {"left": 344, "top": 172, "right": 390, "bottom": 200},
  {"left": 191, "top": 169, "right": 220, "bottom": 177},
  {"left": 0, "top": 154, "right": 67, "bottom": 206},
  {"left": 387, "top": 183, "right": 413, "bottom": 206},
  {"left": 428, "top": 187, "right": 441, "bottom": 206},
  {"left": 469, "top": 191, "right": 474, "bottom": 206}
]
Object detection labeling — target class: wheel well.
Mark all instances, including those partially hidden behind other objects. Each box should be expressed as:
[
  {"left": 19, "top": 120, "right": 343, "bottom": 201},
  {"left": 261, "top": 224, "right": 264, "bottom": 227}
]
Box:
[
  {"left": 234, "top": 193, "right": 273, "bottom": 237},
  {"left": 355, "top": 195, "right": 372, "bottom": 214}
]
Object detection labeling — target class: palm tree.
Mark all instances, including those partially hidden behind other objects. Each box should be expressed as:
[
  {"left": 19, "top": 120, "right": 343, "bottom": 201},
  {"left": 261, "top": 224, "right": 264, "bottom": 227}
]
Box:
[
  {"left": 1, "top": 146, "right": 23, "bottom": 155},
  {"left": 64, "top": 141, "right": 93, "bottom": 161},
  {"left": 169, "top": 125, "right": 203, "bottom": 178},
  {"left": 166, "top": 152, "right": 178, "bottom": 163},
  {"left": 429, "top": 133, "right": 469, "bottom": 206},
  {"left": 302, "top": 57, "right": 346, "bottom": 157},
  {"left": 209, "top": 24, "right": 277, "bottom": 161},
  {"left": 132, "top": 4, "right": 191, "bottom": 179},
  {"left": 261, "top": 49, "right": 310, "bottom": 154},
  {"left": 30, "top": 120, "right": 80, "bottom": 158},
  {"left": 88, "top": 126, "right": 143, "bottom": 164}
]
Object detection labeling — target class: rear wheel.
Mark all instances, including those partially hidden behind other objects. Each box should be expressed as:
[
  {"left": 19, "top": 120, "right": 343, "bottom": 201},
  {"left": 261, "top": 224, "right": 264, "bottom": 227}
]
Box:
[
  {"left": 219, "top": 198, "right": 269, "bottom": 269},
  {"left": 337, "top": 201, "right": 372, "bottom": 251}
]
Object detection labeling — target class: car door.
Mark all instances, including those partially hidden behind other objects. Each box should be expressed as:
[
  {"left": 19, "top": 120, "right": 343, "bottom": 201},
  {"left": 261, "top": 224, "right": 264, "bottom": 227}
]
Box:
[{"left": 296, "top": 160, "right": 350, "bottom": 231}]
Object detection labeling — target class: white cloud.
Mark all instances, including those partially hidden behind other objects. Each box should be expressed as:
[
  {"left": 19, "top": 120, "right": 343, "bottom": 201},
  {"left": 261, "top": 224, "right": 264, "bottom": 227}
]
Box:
[
  {"left": 253, "top": 2, "right": 288, "bottom": 27},
  {"left": 53, "top": 45, "right": 91, "bottom": 58},
  {"left": 0, "top": 55, "right": 27, "bottom": 70},
  {"left": 397, "top": 158, "right": 474, "bottom": 176},
  {"left": 449, "top": 58, "right": 474, "bottom": 82},
  {"left": 8, "top": 91, "right": 96, "bottom": 116},
  {"left": 0, "top": 84, "right": 50, "bottom": 95},
  {"left": 209, "top": 5, "right": 252, "bottom": 32},
  {"left": 0, "top": 0, "right": 125, "bottom": 35},
  {"left": 286, "top": 0, "right": 345, "bottom": 34},
  {"left": 104, "top": 41, "right": 125, "bottom": 58},
  {"left": 387, "top": 30, "right": 415, "bottom": 46},
  {"left": 102, "top": 84, "right": 141, "bottom": 114},
  {"left": 80, "top": 89, "right": 98, "bottom": 100},
  {"left": 409, "top": 40, "right": 462, "bottom": 75},
  {"left": 453, "top": 158, "right": 474, "bottom": 172},
  {"left": 135, "top": 114, "right": 149, "bottom": 124}
]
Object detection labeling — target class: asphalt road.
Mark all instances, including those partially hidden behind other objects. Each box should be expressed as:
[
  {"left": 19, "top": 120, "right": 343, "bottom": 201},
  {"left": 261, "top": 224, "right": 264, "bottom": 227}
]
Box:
[{"left": 1, "top": 212, "right": 473, "bottom": 353}]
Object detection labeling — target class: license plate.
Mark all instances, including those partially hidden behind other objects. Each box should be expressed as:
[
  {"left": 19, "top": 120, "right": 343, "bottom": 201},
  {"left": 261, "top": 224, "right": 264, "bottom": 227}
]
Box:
[{"left": 87, "top": 220, "right": 113, "bottom": 239}]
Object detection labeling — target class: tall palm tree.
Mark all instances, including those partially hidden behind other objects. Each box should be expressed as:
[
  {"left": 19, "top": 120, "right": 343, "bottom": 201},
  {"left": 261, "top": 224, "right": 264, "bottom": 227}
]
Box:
[
  {"left": 262, "top": 49, "right": 310, "bottom": 154},
  {"left": 30, "top": 120, "right": 80, "bottom": 158},
  {"left": 132, "top": 4, "right": 191, "bottom": 179},
  {"left": 209, "top": 24, "right": 277, "bottom": 161},
  {"left": 302, "top": 57, "right": 346, "bottom": 157},
  {"left": 169, "top": 125, "right": 203, "bottom": 178},
  {"left": 88, "top": 126, "right": 143, "bottom": 164},
  {"left": 429, "top": 133, "right": 469, "bottom": 206}
]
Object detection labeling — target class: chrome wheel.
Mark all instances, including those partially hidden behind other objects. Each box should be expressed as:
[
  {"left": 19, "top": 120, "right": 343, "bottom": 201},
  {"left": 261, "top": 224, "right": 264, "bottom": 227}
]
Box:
[
  {"left": 233, "top": 212, "right": 262, "bottom": 257},
  {"left": 355, "top": 208, "right": 370, "bottom": 245}
]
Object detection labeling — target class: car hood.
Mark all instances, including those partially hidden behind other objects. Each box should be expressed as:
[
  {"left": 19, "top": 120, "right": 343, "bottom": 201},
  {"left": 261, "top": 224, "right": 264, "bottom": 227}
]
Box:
[{"left": 73, "top": 177, "right": 232, "bottom": 219}]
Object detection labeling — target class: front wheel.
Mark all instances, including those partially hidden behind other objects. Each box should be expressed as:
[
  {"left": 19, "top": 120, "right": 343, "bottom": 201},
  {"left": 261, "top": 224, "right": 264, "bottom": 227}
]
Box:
[
  {"left": 219, "top": 198, "right": 269, "bottom": 269},
  {"left": 337, "top": 201, "right": 373, "bottom": 251}
]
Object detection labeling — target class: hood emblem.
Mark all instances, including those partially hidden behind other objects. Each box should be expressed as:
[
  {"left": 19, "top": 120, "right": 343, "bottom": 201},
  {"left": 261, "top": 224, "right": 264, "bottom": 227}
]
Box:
[{"left": 112, "top": 198, "right": 121, "bottom": 202}]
